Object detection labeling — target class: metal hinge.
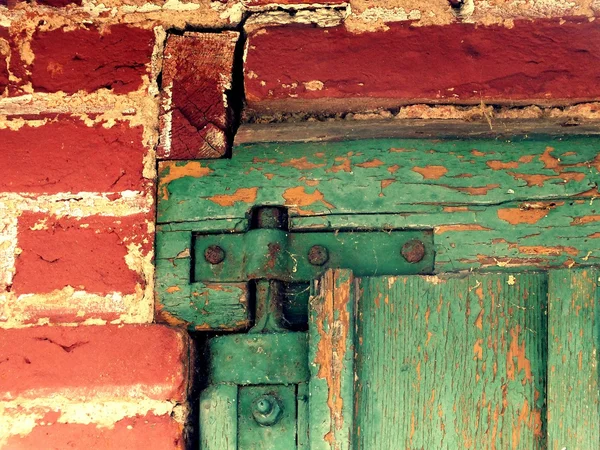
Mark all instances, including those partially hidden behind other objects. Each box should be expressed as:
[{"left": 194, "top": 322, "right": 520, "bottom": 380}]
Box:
[{"left": 195, "top": 207, "right": 434, "bottom": 283}]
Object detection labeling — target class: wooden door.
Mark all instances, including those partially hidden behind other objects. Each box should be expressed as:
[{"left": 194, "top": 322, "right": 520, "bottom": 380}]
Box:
[{"left": 309, "top": 269, "right": 599, "bottom": 450}]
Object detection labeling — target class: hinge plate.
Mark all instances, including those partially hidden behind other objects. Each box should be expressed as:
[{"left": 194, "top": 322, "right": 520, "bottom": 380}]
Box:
[{"left": 195, "top": 229, "right": 434, "bottom": 282}]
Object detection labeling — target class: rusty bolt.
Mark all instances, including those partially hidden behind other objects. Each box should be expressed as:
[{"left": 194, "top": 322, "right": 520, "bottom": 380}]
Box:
[
  {"left": 204, "top": 245, "right": 226, "bottom": 265},
  {"left": 401, "top": 240, "right": 426, "bottom": 263},
  {"left": 308, "top": 245, "right": 329, "bottom": 266}
]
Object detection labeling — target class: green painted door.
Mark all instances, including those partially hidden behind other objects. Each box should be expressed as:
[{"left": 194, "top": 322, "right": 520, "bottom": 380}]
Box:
[
  {"left": 308, "top": 269, "right": 599, "bottom": 450},
  {"left": 155, "top": 136, "right": 600, "bottom": 449}
]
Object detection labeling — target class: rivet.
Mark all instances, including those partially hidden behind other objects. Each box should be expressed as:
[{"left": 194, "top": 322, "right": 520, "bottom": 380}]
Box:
[
  {"left": 252, "top": 395, "right": 283, "bottom": 426},
  {"left": 308, "top": 245, "right": 329, "bottom": 266},
  {"left": 204, "top": 245, "right": 226, "bottom": 265},
  {"left": 401, "top": 240, "right": 426, "bottom": 263}
]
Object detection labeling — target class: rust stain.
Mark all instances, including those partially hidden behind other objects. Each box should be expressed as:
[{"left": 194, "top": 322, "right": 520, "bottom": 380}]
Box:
[
  {"left": 380, "top": 179, "right": 395, "bottom": 191},
  {"left": 299, "top": 176, "right": 320, "bottom": 187},
  {"left": 539, "top": 146, "right": 560, "bottom": 171},
  {"left": 166, "top": 286, "right": 181, "bottom": 294},
  {"left": 471, "top": 150, "right": 487, "bottom": 156},
  {"left": 281, "top": 156, "right": 326, "bottom": 170},
  {"left": 588, "top": 232, "right": 600, "bottom": 238},
  {"left": 435, "top": 224, "right": 491, "bottom": 234},
  {"left": 390, "top": 147, "right": 414, "bottom": 153},
  {"left": 455, "top": 184, "right": 500, "bottom": 195},
  {"left": 208, "top": 187, "right": 258, "bottom": 207},
  {"left": 518, "top": 245, "right": 579, "bottom": 257},
  {"left": 412, "top": 165, "right": 448, "bottom": 179},
  {"left": 487, "top": 160, "right": 519, "bottom": 170},
  {"left": 356, "top": 159, "right": 385, "bottom": 168},
  {"left": 159, "top": 161, "right": 213, "bottom": 200},
  {"left": 508, "top": 171, "right": 585, "bottom": 187},
  {"left": 313, "top": 271, "right": 352, "bottom": 442},
  {"left": 282, "top": 186, "right": 334, "bottom": 215},
  {"left": 473, "top": 338, "right": 483, "bottom": 360},
  {"left": 571, "top": 215, "right": 600, "bottom": 225},
  {"left": 387, "top": 164, "right": 401, "bottom": 173},
  {"left": 263, "top": 173, "right": 275, "bottom": 180}
]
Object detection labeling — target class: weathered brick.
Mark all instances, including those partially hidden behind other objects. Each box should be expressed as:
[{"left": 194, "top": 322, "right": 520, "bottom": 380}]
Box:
[
  {"left": 0, "top": 324, "right": 189, "bottom": 400},
  {"left": 36, "top": 0, "right": 82, "bottom": 5},
  {"left": 158, "top": 32, "right": 238, "bottom": 159},
  {"left": 4, "top": 414, "right": 184, "bottom": 450},
  {"left": 12, "top": 212, "right": 150, "bottom": 296},
  {"left": 29, "top": 25, "right": 154, "bottom": 94},
  {"left": 245, "top": 19, "right": 600, "bottom": 113},
  {"left": 0, "top": 27, "right": 8, "bottom": 94},
  {"left": 0, "top": 120, "right": 149, "bottom": 194}
]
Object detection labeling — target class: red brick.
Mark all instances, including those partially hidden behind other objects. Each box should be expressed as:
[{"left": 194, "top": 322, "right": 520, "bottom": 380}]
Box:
[
  {"left": 36, "top": 0, "right": 82, "bottom": 5},
  {"left": 29, "top": 25, "right": 154, "bottom": 94},
  {"left": 245, "top": 19, "right": 600, "bottom": 113},
  {"left": 5, "top": 414, "right": 184, "bottom": 450},
  {"left": 0, "top": 27, "right": 8, "bottom": 94},
  {"left": 12, "top": 212, "right": 150, "bottom": 296},
  {"left": 158, "top": 32, "right": 238, "bottom": 159},
  {"left": 0, "top": 119, "right": 149, "bottom": 194},
  {"left": 0, "top": 324, "right": 189, "bottom": 400}
]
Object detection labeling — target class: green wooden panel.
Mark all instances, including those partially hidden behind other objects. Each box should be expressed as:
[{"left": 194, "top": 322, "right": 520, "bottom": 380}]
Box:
[
  {"left": 158, "top": 137, "right": 599, "bottom": 223},
  {"left": 548, "top": 268, "right": 600, "bottom": 450},
  {"left": 297, "top": 383, "right": 309, "bottom": 450},
  {"left": 238, "top": 385, "right": 298, "bottom": 450},
  {"left": 309, "top": 270, "right": 356, "bottom": 450},
  {"left": 354, "top": 273, "right": 547, "bottom": 449},
  {"left": 291, "top": 200, "right": 600, "bottom": 271},
  {"left": 199, "top": 384, "right": 238, "bottom": 450}
]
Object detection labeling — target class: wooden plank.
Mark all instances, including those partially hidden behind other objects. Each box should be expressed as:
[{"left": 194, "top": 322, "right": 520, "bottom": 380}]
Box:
[
  {"left": 235, "top": 120, "right": 600, "bottom": 145},
  {"left": 158, "top": 137, "right": 599, "bottom": 223},
  {"left": 297, "top": 383, "right": 309, "bottom": 450},
  {"left": 199, "top": 384, "right": 238, "bottom": 450},
  {"left": 547, "top": 268, "right": 600, "bottom": 450},
  {"left": 355, "top": 273, "right": 548, "bottom": 449},
  {"left": 291, "top": 200, "right": 600, "bottom": 271},
  {"left": 309, "top": 269, "right": 356, "bottom": 450}
]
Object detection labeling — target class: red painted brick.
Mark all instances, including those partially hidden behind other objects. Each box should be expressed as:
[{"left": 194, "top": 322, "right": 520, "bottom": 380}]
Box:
[
  {"left": 29, "top": 25, "right": 154, "bottom": 94},
  {"left": 158, "top": 32, "right": 238, "bottom": 159},
  {"left": 0, "top": 324, "right": 189, "bottom": 400},
  {"left": 245, "top": 19, "right": 600, "bottom": 113},
  {"left": 0, "top": 27, "right": 8, "bottom": 94},
  {"left": 5, "top": 414, "right": 184, "bottom": 450},
  {"left": 36, "top": 0, "right": 82, "bottom": 5},
  {"left": 0, "top": 120, "right": 149, "bottom": 194},
  {"left": 12, "top": 212, "right": 150, "bottom": 296}
]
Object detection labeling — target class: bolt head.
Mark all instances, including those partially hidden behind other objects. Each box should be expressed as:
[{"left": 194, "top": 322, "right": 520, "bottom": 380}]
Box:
[
  {"left": 308, "top": 245, "right": 329, "bottom": 266},
  {"left": 252, "top": 395, "right": 283, "bottom": 426},
  {"left": 401, "top": 240, "right": 426, "bottom": 263},
  {"left": 204, "top": 245, "right": 226, "bottom": 265}
]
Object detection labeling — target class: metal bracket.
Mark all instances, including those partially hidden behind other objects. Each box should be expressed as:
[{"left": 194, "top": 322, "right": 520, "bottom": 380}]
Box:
[{"left": 195, "top": 228, "right": 434, "bottom": 283}]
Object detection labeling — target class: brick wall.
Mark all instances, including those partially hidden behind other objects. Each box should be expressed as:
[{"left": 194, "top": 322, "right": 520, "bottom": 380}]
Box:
[{"left": 1, "top": 0, "right": 599, "bottom": 447}]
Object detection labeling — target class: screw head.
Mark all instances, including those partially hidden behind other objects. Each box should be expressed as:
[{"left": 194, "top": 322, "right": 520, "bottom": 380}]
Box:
[
  {"left": 308, "top": 245, "right": 329, "bottom": 266},
  {"left": 401, "top": 240, "right": 426, "bottom": 263},
  {"left": 252, "top": 395, "right": 283, "bottom": 426},
  {"left": 204, "top": 245, "right": 226, "bottom": 265}
]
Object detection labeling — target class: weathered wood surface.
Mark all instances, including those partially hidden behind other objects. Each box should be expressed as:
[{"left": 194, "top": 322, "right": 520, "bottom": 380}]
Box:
[
  {"left": 309, "top": 270, "right": 356, "bottom": 450},
  {"left": 199, "top": 384, "right": 238, "bottom": 450},
  {"left": 235, "top": 120, "right": 600, "bottom": 145},
  {"left": 155, "top": 228, "right": 250, "bottom": 330},
  {"left": 547, "top": 268, "right": 600, "bottom": 450},
  {"left": 292, "top": 200, "right": 600, "bottom": 271},
  {"left": 355, "top": 273, "right": 548, "bottom": 449},
  {"left": 159, "top": 137, "right": 599, "bottom": 223}
]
